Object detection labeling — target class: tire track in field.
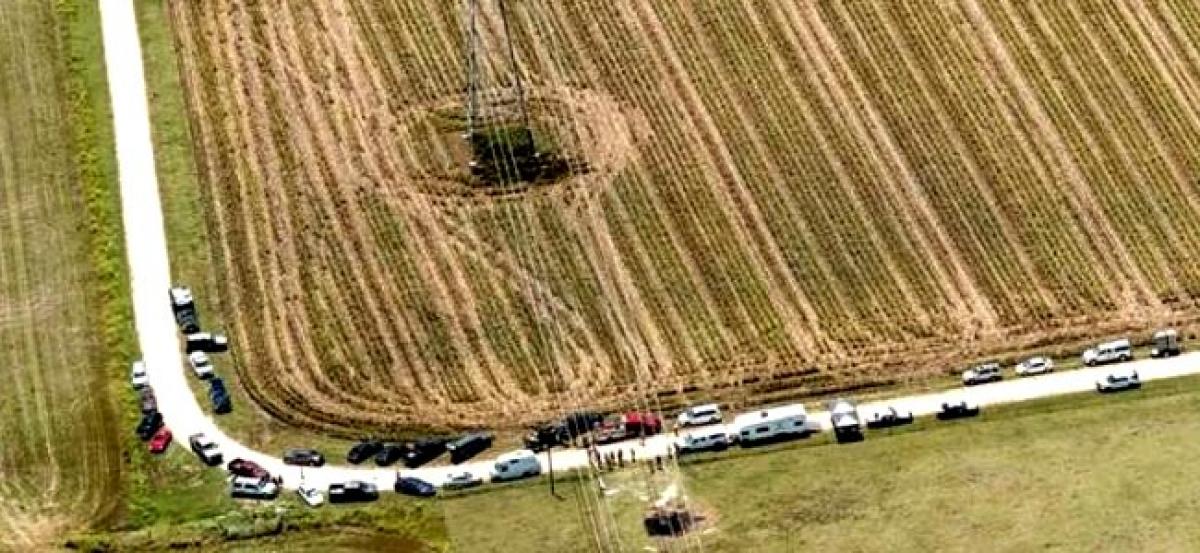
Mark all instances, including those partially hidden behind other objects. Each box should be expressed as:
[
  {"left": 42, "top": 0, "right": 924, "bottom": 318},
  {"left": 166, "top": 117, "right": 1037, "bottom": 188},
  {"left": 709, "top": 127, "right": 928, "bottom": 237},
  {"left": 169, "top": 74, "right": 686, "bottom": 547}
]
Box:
[
  {"left": 257, "top": 4, "right": 437, "bottom": 413},
  {"left": 868, "top": 1, "right": 1054, "bottom": 325},
  {"left": 349, "top": 0, "right": 539, "bottom": 399},
  {"left": 814, "top": 1, "right": 998, "bottom": 331},
  {"left": 938, "top": 1, "right": 1118, "bottom": 311},
  {"left": 304, "top": 0, "right": 512, "bottom": 406},
  {"left": 673, "top": 1, "right": 874, "bottom": 352},
  {"left": 554, "top": 0, "right": 727, "bottom": 370},
  {"left": 527, "top": 1, "right": 680, "bottom": 378},
  {"left": 744, "top": 1, "right": 932, "bottom": 331},
  {"left": 220, "top": 2, "right": 381, "bottom": 420},
  {"left": 621, "top": 1, "right": 818, "bottom": 355},
  {"left": 362, "top": 0, "right": 604, "bottom": 405},
  {"left": 965, "top": 0, "right": 1158, "bottom": 308},
  {"left": 1061, "top": 1, "right": 1196, "bottom": 213},
  {"left": 1022, "top": 0, "right": 1187, "bottom": 299},
  {"left": 515, "top": 10, "right": 672, "bottom": 375},
  {"left": 1119, "top": 2, "right": 1200, "bottom": 145}
]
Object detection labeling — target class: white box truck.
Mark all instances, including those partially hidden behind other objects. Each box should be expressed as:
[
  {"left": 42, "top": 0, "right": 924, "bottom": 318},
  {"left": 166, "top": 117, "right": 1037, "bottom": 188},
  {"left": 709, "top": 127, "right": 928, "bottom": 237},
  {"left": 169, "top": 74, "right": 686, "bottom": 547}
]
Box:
[{"left": 732, "top": 404, "right": 809, "bottom": 446}]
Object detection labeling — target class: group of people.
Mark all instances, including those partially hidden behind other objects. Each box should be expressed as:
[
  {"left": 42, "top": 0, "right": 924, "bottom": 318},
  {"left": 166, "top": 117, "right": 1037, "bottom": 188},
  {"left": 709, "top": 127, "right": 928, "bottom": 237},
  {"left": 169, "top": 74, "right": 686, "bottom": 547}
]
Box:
[{"left": 588, "top": 443, "right": 677, "bottom": 473}]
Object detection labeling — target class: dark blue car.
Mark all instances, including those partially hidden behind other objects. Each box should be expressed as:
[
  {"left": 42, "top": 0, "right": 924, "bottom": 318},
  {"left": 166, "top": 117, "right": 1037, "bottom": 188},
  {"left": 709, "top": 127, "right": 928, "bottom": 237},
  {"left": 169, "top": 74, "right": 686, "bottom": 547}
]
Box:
[
  {"left": 394, "top": 476, "right": 436, "bottom": 498},
  {"left": 209, "top": 377, "right": 232, "bottom": 414}
]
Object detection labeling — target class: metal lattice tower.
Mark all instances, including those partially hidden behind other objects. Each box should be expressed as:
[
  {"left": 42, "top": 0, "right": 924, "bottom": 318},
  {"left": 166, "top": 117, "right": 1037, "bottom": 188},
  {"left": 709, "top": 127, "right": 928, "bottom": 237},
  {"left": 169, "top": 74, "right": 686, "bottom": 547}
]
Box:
[{"left": 463, "top": 0, "right": 530, "bottom": 138}]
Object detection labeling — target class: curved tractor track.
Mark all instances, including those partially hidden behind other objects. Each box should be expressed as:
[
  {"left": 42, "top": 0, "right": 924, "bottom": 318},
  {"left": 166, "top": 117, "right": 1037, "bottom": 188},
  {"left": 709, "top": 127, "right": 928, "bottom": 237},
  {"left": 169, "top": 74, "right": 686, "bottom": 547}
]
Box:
[
  {"left": 157, "top": 0, "right": 1200, "bottom": 434},
  {"left": 106, "top": 0, "right": 1200, "bottom": 498}
]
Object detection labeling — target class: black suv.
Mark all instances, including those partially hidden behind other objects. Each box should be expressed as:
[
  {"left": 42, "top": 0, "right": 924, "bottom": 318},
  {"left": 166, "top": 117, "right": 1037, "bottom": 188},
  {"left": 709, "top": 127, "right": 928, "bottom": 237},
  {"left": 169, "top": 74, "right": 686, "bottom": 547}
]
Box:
[
  {"left": 374, "top": 443, "right": 405, "bottom": 467},
  {"left": 403, "top": 438, "right": 448, "bottom": 469},
  {"left": 136, "top": 411, "right": 163, "bottom": 441},
  {"left": 282, "top": 448, "right": 325, "bottom": 467},
  {"left": 447, "top": 432, "right": 494, "bottom": 464},
  {"left": 328, "top": 481, "right": 379, "bottom": 503},
  {"left": 346, "top": 440, "right": 383, "bottom": 464}
]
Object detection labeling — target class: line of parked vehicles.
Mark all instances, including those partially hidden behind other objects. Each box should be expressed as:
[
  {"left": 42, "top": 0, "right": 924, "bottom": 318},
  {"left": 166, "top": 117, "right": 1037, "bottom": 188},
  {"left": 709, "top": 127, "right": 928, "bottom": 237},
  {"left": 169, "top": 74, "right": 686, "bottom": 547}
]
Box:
[
  {"left": 230, "top": 329, "right": 1181, "bottom": 503},
  {"left": 139, "top": 287, "right": 1185, "bottom": 504},
  {"left": 960, "top": 330, "right": 1180, "bottom": 391},
  {"left": 128, "top": 287, "right": 233, "bottom": 456}
]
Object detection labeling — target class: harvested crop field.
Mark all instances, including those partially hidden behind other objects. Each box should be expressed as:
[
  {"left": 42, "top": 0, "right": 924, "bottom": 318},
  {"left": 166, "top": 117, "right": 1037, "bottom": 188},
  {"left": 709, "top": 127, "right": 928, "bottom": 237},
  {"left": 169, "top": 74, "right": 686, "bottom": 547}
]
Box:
[
  {"left": 0, "top": 0, "right": 124, "bottom": 547},
  {"left": 167, "top": 0, "right": 1200, "bottom": 431}
]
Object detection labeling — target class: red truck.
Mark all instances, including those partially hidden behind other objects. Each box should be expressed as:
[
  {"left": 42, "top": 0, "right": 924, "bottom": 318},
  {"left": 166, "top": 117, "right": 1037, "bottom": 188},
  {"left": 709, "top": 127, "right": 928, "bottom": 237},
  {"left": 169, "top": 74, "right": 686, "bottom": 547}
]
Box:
[{"left": 593, "top": 411, "right": 663, "bottom": 445}]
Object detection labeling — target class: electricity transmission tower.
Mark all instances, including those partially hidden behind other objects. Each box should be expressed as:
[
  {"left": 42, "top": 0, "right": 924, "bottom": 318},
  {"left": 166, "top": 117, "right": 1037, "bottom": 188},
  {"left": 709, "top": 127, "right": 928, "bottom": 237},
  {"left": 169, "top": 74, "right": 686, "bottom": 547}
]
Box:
[{"left": 463, "top": 0, "right": 530, "bottom": 140}]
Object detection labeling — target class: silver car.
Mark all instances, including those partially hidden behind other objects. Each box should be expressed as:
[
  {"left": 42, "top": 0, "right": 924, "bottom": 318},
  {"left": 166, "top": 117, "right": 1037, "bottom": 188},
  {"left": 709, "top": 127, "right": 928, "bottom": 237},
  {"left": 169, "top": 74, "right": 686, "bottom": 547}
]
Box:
[{"left": 1015, "top": 356, "right": 1054, "bottom": 377}]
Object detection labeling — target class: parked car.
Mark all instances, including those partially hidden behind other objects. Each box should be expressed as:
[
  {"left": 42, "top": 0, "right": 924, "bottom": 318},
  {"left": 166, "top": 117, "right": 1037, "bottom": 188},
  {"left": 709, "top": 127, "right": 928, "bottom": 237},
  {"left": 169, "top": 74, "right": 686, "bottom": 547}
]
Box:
[
  {"left": 188, "top": 351, "right": 214, "bottom": 379},
  {"left": 524, "top": 422, "right": 570, "bottom": 452},
  {"left": 1150, "top": 329, "right": 1182, "bottom": 358},
  {"left": 961, "top": 362, "right": 1002, "bottom": 386},
  {"left": 442, "top": 471, "right": 483, "bottom": 491},
  {"left": 374, "top": 443, "right": 405, "bottom": 467},
  {"left": 864, "top": 406, "right": 914, "bottom": 429},
  {"left": 676, "top": 403, "right": 723, "bottom": 428},
  {"left": 208, "top": 377, "right": 231, "bottom": 414},
  {"left": 347, "top": 440, "right": 383, "bottom": 464},
  {"left": 1082, "top": 338, "right": 1132, "bottom": 366},
  {"left": 675, "top": 431, "right": 730, "bottom": 455},
  {"left": 130, "top": 360, "right": 149, "bottom": 389},
  {"left": 297, "top": 483, "right": 324, "bottom": 507},
  {"left": 447, "top": 432, "right": 494, "bottom": 464},
  {"left": 1015, "top": 356, "right": 1054, "bottom": 377},
  {"left": 185, "top": 332, "right": 229, "bottom": 354},
  {"left": 188, "top": 433, "right": 223, "bottom": 466},
  {"left": 328, "top": 481, "right": 379, "bottom": 503},
  {"left": 402, "top": 438, "right": 448, "bottom": 468},
  {"left": 226, "top": 458, "right": 269, "bottom": 480},
  {"left": 231, "top": 476, "right": 278, "bottom": 500},
  {"left": 395, "top": 476, "right": 437, "bottom": 498},
  {"left": 828, "top": 398, "right": 863, "bottom": 443},
  {"left": 148, "top": 427, "right": 173, "bottom": 454},
  {"left": 491, "top": 450, "right": 541, "bottom": 482},
  {"left": 136, "top": 411, "right": 163, "bottom": 441},
  {"left": 169, "top": 286, "right": 200, "bottom": 334},
  {"left": 562, "top": 411, "right": 605, "bottom": 437},
  {"left": 1096, "top": 368, "right": 1141, "bottom": 393},
  {"left": 283, "top": 448, "right": 325, "bottom": 467},
  {"left": 139, "top": 387, "right": 157, "bottom": 414},
  {"left": 936, "top": 400, "right": 980, "bottom": 420}
]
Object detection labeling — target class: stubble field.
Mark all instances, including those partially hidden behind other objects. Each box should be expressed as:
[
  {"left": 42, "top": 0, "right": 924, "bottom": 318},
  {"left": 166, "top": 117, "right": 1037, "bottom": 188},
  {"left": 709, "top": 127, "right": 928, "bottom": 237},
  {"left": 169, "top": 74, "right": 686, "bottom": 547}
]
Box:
[
  {"left": 167, "top": 0, "right": 1200, "bottom": 433},
  {"left": 0, "top": 0, "right": 125, "bottom": 547}
]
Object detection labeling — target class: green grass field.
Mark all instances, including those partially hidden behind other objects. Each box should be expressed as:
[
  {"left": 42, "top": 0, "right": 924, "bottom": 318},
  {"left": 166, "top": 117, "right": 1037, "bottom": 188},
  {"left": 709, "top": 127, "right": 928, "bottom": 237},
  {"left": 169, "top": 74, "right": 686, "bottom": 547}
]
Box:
[{"left": 443, "top": 374, "right": 1200, "bottom": 552}]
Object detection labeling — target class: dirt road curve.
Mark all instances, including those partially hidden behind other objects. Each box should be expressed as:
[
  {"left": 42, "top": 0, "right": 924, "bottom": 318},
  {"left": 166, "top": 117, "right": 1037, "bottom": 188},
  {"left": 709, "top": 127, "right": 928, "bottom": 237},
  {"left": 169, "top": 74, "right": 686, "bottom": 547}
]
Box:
[{"left": 101, "top": 0, "right": 1200, "bottom": 493}]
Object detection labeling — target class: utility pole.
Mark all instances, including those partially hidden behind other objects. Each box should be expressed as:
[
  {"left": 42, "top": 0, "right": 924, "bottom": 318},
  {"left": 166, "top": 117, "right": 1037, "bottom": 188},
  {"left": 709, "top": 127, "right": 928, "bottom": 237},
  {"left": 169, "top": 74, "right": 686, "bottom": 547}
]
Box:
[{"left": 547, "top": 445, "right": 562, "bottom": 499}]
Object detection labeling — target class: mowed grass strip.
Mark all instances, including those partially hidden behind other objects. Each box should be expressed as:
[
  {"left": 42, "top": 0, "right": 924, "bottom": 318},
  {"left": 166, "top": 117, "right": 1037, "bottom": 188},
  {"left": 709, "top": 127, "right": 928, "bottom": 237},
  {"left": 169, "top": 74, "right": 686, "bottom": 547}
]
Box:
[{"left": 443, "top": 375, "right": 1200, "bottom": 552}]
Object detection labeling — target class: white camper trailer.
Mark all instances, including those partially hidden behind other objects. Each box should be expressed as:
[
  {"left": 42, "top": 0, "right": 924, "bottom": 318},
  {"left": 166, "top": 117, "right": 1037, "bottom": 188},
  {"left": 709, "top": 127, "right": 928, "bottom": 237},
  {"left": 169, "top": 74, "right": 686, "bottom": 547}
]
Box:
[{"left": 732, "top": 404, "right": 808, "bottom": 446}]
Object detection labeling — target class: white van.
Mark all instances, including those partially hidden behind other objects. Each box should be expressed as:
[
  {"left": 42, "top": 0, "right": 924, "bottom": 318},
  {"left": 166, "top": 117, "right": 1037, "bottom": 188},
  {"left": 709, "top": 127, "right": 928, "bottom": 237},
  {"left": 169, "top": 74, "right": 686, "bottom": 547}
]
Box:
[
  {"left": 491, "top": 450, "right": 541, "bottom": 482},
  {"left": 676, "top": 403, "right": 723, "bottom": 427},
  {"left": 732, "top": 404, "right": 808, "bottom": 445},
  {"left": 230, "top": 476, "right": 278, "bottom": 499},
  {"left": 1082, "top": 338, "right": 1132, "bottom": 366}
]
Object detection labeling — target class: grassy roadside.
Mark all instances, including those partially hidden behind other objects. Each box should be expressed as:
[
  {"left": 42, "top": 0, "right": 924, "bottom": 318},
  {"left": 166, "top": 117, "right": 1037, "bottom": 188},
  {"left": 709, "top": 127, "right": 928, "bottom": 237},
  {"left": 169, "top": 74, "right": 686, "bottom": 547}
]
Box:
[
  {"left": 443, "top": 373, "right": 1200, "bottom": 552},
  {"left": 53, "top": 0, "right": 239, "bottom": 534}
]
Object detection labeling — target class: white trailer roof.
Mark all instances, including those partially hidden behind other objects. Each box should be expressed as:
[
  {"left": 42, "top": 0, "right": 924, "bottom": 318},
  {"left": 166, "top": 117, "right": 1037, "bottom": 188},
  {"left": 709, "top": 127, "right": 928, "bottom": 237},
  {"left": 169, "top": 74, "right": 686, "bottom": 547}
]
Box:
[{"left": 732, "top": 403, "right": 807, "bottom": 430}]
